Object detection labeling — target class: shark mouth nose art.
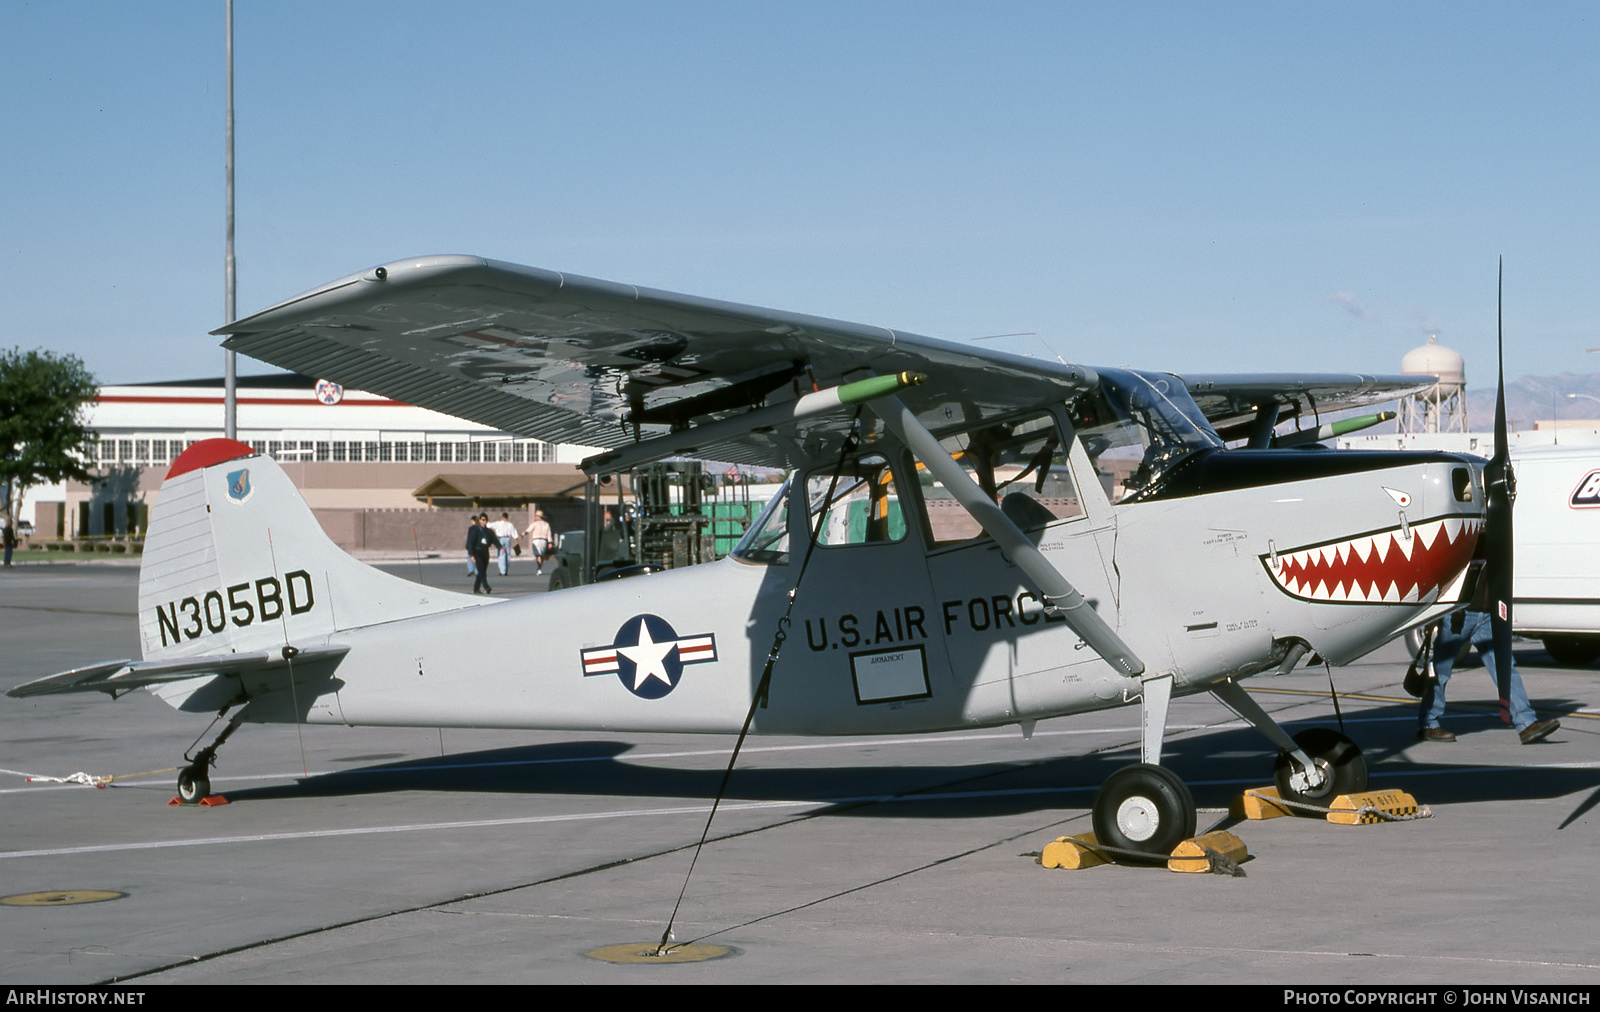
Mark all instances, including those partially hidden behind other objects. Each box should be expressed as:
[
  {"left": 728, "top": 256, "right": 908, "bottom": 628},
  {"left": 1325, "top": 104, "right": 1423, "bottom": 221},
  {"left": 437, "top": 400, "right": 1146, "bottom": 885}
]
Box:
[{"left": 1262, "top": 516, "right": 1482, "bottom": 604}]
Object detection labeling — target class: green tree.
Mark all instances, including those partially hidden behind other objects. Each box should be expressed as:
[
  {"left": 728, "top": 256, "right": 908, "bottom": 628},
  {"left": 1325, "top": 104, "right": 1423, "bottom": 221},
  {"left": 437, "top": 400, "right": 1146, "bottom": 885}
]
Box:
[{"left": 0, "top": 348, "right": 99, "bottom": 525}]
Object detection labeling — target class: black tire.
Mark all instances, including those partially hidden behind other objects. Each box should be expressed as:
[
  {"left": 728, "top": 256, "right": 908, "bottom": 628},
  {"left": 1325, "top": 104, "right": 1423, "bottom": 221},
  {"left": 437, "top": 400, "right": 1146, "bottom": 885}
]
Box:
[
  {"left": 177, "top": 766, "right": 210, "bottom": 804},
  {"left": 1273, "top": 728, "right": 1366, "bottom": 814},
  {"left": 1091, "top": 763, "right": 1197, "bottom": 862},
  {"left": 1542, "top": 635, "right": 1600, "bottom": 667},
  {"left": 546, "top": 567, "right": 570, "bottom": 592}
]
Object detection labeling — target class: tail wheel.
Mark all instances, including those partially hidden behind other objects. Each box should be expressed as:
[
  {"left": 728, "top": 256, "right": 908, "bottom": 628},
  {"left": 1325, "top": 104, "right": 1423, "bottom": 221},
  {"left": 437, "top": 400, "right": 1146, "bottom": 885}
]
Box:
[
  {"left": 1091, "top": 763, "right": 1196, "bottom": 862},
  {"left": 1273, "top": 728, "right": 1366, "bottom": 814},
  {"left": 176, "top": 766, "right": 210, "bottom": 804}
]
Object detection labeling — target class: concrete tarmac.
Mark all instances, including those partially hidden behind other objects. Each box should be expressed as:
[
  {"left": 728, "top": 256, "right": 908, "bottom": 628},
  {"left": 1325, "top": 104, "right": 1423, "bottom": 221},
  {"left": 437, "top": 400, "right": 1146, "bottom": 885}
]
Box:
[{"left": 3, "top": 563, "right": 1598, "bottom": 985}]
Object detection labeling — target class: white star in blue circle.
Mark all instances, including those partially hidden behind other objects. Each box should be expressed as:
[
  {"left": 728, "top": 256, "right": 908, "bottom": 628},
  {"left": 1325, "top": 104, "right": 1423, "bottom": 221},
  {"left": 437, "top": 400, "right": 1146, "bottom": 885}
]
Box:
[{"left": 613, "top": 614, "right": 684, "bottom": 699}]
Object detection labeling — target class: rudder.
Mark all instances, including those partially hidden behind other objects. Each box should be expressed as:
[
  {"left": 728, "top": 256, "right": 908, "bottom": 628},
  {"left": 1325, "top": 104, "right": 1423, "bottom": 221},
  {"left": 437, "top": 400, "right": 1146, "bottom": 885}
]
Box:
[{"left": 138, "top": 439, "right": 481, "bottom": 662}]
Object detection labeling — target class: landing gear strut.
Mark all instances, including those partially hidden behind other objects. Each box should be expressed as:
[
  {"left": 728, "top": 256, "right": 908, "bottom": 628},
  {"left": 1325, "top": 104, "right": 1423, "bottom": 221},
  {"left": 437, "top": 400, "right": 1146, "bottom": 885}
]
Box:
[
  {"left": 177, "top": 717, "right": 242, "bottom": 804},
  {"left": 1210, "top": 677, "right": 1368, "bottom": 815},
  {"left": 1088, "top": 674, "right": 1198, "bottom": 862}
]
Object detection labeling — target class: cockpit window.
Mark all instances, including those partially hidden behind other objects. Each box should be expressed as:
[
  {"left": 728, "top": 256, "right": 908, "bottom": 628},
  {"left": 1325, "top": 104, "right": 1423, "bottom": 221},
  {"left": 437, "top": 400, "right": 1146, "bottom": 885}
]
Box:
[
  {"left": 729, "top": 453, "right": 909, "bottom": 564},
  {"left": 1070, "top": 368, "right": 1223, "bottom": 504},
  {"left": 730, "top": 476, "right": 792, "bottom": 564},
  {"left": 806, "top": 454, "right": 907, "bottom": 548},
  {"left": 918, "top": 412, "right": 1082, "bottom": 544}
]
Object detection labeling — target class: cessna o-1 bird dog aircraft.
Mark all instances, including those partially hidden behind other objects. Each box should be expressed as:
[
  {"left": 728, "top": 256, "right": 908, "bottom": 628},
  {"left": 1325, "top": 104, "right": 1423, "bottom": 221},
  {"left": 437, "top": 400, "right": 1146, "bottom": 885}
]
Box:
[{"left": 12, "top": 256, "right": 1499, "bottom": 859}]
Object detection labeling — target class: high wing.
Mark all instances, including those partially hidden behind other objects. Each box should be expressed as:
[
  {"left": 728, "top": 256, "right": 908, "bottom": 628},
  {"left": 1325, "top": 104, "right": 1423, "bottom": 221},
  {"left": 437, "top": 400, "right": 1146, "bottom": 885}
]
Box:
[
  {"left": 1184, "top": 373, "right": 1436, "bottom": 442},
  {"left": 216, "top": 255, "right": 1095, "bottom": 467}
]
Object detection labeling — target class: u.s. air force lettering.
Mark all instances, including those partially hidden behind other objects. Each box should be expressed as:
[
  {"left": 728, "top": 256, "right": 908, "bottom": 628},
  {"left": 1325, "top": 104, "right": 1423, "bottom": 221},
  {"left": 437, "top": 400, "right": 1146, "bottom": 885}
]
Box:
[
  {"left": 153, "top": 570, "right": 315, "bottom": 646},
  {"left": 580, "top": 614, "right": 717, "bottom": 699}
]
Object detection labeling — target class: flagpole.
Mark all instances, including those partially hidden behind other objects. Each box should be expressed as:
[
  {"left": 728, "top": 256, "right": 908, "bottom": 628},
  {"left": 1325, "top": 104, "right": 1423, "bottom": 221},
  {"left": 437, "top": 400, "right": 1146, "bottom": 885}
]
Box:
[{"left": 223, "top": 0, "right": 237, "bottom": 440}]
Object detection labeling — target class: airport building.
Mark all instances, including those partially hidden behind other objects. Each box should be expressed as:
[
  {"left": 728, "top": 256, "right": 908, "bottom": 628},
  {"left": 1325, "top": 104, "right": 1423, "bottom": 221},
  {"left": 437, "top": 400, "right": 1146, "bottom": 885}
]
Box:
[{"left": 25, "top": 373, "right": 603, "bottom": 553}]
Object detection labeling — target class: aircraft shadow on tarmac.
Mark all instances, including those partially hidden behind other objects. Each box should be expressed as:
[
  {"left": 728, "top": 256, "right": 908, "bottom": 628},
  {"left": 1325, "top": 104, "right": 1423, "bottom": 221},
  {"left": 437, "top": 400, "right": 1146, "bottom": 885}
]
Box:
[{"left": 220, "top": 697, "right": 1598, "bottom": 827}]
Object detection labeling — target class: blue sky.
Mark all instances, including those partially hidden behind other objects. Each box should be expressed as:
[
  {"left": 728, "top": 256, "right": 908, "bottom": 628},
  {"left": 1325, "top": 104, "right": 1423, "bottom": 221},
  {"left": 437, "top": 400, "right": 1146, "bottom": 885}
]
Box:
[{"left": 3, "top": 2, "right": 1596, "bottom": 392}]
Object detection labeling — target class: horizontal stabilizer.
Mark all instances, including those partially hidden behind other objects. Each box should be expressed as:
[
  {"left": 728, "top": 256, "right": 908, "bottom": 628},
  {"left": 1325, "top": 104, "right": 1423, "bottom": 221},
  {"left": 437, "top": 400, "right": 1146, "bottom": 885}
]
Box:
[{"left": 7, "top": 645, "right": 350, "bottom": 698}]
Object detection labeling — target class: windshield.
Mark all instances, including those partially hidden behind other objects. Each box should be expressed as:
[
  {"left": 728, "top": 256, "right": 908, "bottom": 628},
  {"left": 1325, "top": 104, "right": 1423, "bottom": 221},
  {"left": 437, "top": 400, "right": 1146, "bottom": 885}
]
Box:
[{"left": 1070, "top": 368, "right": 1223, "bottom": 504}]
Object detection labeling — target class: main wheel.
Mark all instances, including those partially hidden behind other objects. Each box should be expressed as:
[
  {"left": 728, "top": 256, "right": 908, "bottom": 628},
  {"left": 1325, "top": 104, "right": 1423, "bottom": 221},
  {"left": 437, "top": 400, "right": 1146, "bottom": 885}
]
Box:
[
  {"left": 1091, "top": 763, "right": 1196, "bottom": 862},
  {"left": 1272, "top": 728, "right": 1366, "bottom": 814},
  {"left": 177, "top": 766, "right": 210, "bottom": 804},
  {"left": 1542, "top": 635, "right": 1600, "bottom": 667}
]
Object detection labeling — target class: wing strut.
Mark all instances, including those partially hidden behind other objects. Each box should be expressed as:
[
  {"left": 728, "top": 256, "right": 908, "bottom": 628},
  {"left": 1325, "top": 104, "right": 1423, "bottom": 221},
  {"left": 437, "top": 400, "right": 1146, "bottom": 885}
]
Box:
[{"left": 870, "top": 395, "right": 1146, "bottom": 678}]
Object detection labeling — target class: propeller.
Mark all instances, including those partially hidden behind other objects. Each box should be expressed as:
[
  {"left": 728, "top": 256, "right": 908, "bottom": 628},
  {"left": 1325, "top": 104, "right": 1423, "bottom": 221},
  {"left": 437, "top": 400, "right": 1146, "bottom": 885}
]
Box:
[{"left": 1485, "top": 258, "right": 1516, "bottom": 723}]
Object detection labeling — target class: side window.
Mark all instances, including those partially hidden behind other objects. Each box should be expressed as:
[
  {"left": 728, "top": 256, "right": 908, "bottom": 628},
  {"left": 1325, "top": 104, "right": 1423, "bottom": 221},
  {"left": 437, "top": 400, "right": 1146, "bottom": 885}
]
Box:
[
  {"left": 1074, "top": 418, "right": 1149, "bottom": 505},
  {"left": 806, "top": 454, "right": 907, "bottom": 547},
  {"left": 730, "top": 477, "right": 792, "bottom": 564},
  {"left": 918, "top": 413, "right": 1082, "bottom": 545}
]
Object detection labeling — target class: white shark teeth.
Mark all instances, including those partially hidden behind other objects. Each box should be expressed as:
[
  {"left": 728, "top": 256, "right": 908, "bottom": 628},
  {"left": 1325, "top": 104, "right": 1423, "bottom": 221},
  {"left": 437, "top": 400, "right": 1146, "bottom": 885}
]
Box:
[
  {"left": 1265, "top": 514, "right": 1481, "bottom": 605},
  {"left": 1416, "top": 520, "right": 1440, "bottom": 550},
  {"left": 1392, "top": 531, "right": 1414, "bottom": 560}
]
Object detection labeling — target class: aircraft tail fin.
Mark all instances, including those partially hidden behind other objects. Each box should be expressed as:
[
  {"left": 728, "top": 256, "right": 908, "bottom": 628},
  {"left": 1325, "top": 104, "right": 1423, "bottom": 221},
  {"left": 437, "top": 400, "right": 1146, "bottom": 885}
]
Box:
[{"left": 137, "top": 439, "right": 482, "bottom": 664}]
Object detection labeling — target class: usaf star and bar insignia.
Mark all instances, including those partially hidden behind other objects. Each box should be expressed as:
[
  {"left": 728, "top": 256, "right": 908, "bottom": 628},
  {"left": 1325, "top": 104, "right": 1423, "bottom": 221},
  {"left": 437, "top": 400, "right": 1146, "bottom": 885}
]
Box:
[{"left": 581, "top": 614, "right": 717, "bottom": 699}]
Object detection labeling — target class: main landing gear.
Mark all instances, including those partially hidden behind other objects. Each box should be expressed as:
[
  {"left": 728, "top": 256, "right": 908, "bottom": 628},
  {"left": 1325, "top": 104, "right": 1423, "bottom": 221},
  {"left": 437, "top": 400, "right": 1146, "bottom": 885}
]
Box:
[
  {"left": 1272, "top": 727, "right": 1367, "bottom": 808},
  {"left": 1090, "top": 673, "right": 1371, "bottom": 859},
  {"left": 1092, "top": 763, "right": 1196, "bottom": 860},
  {"left": 1212, "top": 677, "right": 1368, "bottom": 813},
  {"left": 1089, "top": 673, "right": 1200, "bottom": 862},
  {"left": 177, "top": 717, "right": 242, "bottom": 804}
]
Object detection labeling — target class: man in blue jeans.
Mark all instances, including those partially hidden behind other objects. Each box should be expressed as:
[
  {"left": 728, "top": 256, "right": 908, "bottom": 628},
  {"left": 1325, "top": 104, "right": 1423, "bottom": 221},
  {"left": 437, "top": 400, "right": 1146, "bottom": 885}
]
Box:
[{"left": 1419, "top": 609, "right": 1560, "bottom": 744}]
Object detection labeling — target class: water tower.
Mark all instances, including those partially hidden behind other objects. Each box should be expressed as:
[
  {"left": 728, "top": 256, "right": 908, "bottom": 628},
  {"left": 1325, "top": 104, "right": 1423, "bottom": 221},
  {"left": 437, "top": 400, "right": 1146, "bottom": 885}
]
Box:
[{"left": 1399, "top": 336, "right": 1468, "bottom": 433}]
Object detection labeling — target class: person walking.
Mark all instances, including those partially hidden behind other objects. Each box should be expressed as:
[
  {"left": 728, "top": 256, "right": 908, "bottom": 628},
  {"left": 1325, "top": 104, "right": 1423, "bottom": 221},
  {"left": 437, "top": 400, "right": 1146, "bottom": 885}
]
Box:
[
  {"left": 466, "top": 514, "right": 500, "bottom": 594},
  {"left": 527, "top": 509, "right": 553, "bottom": 576},
  {"left": 1418, "top": 607, "right": 1561, "bottom": 744},
  {"left": 490, "top": 512, "right": 519, "bottom": 577}
]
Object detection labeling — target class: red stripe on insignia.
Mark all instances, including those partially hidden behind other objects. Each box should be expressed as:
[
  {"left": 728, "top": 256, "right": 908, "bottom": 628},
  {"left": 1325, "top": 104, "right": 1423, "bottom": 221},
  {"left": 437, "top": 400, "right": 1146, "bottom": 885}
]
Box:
[{"left": 677, "top": 638, "right": 716, "bottom": 661}]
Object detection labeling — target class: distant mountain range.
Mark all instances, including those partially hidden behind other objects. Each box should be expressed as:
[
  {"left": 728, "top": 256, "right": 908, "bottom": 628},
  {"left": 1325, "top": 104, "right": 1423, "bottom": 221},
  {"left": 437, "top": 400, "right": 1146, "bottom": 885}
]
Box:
[{"left": 1460, "top": 373, "right": 1600, "bottom": 432}]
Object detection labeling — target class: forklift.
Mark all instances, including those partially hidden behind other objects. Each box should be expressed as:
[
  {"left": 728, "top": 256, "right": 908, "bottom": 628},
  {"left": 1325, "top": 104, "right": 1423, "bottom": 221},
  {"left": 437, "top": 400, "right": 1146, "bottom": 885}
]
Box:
[{"left": 545, "top": 459, "right": 761, "bottom": 591}]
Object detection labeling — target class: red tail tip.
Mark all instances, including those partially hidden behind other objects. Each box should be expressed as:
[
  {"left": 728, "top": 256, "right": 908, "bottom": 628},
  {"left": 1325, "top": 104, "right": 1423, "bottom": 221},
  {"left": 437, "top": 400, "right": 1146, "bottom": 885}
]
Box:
[{"left": 166, "top": 438, "right": 256, "bottom": 480}]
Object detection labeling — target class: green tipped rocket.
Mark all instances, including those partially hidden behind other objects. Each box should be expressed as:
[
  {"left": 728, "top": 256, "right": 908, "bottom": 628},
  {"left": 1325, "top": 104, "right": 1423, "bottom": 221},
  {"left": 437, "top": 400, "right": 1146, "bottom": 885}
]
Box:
[
  {"left": 836, "top": 371, "right": 928, "bottom": 404},
  {"left": 1275, "top": 411, "right": 1397, "bottom": 448}
]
